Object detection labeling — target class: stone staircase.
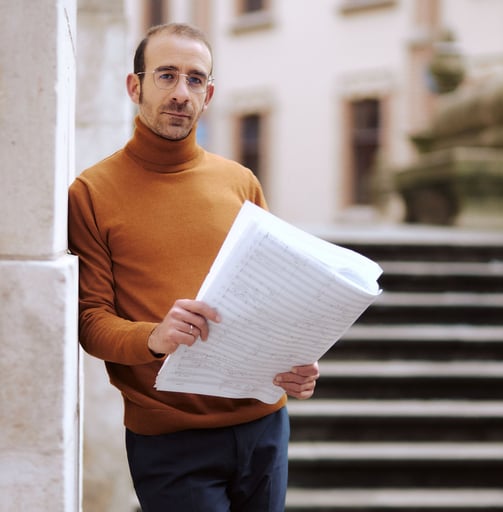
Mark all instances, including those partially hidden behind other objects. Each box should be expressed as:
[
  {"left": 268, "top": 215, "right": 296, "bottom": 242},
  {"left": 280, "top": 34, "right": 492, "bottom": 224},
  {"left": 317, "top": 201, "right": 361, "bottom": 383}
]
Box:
[{"left": 286, "top": 226, "right": 503, "bottom": 512}]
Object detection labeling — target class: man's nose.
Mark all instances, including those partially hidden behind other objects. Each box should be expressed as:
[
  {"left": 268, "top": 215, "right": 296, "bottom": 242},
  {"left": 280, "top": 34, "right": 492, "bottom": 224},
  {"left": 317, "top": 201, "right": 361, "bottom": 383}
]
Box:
[{"left": 171, "top": 75, "right": 191, "bottom": 101}]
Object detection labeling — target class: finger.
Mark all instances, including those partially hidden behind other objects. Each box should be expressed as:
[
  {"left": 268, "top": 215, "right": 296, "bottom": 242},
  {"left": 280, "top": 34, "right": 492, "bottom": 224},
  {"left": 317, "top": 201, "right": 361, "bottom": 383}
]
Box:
[
  {"left": 274, "top": 371, "right": 317, "bottom": 385},
  {"left": 173, "top": 300, "right": 221, "bottom": 341},
  {"left": 176, "top": 299, "right": 221, "bottom": 323},
  {"left": 291, "top": 362, "right": 320, "bottom": 378},
  {"left": 181, "top": 314, "right": 209, "bottom": 341},
  {"left": 295, "top": 383, "right": 316, "bottom": 400},
  {"left": 185, "top": 322, "right": 200, "bottom": 340},
  {"left": 174, "top": 321, "right": 200, "bottom": 345},
  {"left": 277, "top": 379, "right": 317, "bottom": 400}
]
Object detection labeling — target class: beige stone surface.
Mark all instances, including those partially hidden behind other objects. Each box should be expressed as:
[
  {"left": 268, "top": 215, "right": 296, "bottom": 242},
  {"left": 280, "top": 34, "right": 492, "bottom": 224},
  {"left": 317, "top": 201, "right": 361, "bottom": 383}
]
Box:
[
  {"left": 76, "top": 1, "right": 138, "bottom": 510},
  {"left": 0, "top": 257, "right": 79, "bottom": 511},
  {"left": 0, "top": 0, "right": 80, "bottom": 510},
  {"left": 81, "top": 356, "right": 138, "bottom": 512},
  {"left": 0, "top": 1, "right": 75, "bottom": 259},
  {"left": 76, "top": 7, "right": 132, "bottom": 171}
]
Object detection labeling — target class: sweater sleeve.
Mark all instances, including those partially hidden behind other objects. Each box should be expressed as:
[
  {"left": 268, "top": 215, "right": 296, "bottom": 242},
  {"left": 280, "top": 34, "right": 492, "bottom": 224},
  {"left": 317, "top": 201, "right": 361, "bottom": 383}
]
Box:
[
  {"left": 68, "top": 178, "right": 159, "bottom": 365},
  {"left": 250, "top": 172, "right": 268, "bottom": 210}
]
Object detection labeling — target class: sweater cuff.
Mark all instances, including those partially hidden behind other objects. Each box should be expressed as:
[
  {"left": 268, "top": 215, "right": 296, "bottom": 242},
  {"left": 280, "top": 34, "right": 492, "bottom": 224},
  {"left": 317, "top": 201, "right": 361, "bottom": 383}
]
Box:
[{"left": 134, "top": 322, "right": 165, "bottom": 363}]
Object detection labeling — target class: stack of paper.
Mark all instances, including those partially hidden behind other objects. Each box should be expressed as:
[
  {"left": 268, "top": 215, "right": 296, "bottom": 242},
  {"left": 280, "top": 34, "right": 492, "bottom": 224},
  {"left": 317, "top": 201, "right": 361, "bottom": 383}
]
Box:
[{"left": 155, "top": 201, "right": 382, "bottom": 403}]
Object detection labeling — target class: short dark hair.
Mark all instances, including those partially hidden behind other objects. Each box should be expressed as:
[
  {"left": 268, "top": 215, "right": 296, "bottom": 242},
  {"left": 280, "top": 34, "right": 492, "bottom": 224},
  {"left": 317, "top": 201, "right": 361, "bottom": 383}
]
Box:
[{"left": 133, "top": 22, "right": 213, "bottom": 81}]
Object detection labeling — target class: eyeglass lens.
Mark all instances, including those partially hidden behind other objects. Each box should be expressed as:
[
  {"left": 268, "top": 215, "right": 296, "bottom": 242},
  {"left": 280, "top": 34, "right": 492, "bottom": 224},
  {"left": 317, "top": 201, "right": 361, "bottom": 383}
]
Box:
[{"left": 153, "top": 69, "right": 209, "bottom": 93}]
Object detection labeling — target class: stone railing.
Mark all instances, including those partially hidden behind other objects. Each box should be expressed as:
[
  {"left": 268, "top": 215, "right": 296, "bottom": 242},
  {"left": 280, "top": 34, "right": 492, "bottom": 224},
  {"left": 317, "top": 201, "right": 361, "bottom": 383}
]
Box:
[{"left": 394, "top": 79, "right": 503, "bottom": 226}]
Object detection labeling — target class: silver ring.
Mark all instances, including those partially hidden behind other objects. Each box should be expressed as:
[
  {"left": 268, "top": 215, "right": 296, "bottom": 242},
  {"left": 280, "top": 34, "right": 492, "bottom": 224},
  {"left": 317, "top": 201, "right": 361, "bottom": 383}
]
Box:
[{"left": 189, "top": 324, "right": 194, "bottom": 335}]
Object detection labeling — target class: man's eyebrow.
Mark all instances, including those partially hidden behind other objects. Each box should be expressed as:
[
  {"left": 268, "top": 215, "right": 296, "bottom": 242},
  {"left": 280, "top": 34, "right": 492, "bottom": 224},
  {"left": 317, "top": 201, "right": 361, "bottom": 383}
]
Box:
[
  {"left": 191, "top": 70, "right": 209, "bottom": 78},
  {"left": 155, "top": 65, "right": 208, "bottom": 78},
  {"left": 155, "top": 65, "right": 178, "bottom": 72}
]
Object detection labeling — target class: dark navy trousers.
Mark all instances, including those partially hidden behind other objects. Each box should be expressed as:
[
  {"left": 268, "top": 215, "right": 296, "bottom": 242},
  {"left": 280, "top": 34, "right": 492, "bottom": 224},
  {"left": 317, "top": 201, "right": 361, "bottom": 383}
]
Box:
[{"left": 126, "top": 407, "right": 290, "bottom": 512}]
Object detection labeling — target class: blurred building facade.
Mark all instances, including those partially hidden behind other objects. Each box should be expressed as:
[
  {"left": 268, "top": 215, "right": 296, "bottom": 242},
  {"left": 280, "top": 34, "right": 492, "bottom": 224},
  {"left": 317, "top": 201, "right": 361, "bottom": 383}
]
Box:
[
  {"left": 75, "top": 1, "right": 503, "bottom": 510},
  {"left": 125, "top": 0, "right": 503, "bottom": 225}
]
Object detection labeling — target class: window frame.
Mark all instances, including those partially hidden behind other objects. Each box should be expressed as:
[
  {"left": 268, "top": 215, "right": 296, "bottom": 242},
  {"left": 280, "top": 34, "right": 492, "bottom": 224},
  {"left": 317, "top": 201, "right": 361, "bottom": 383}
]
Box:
[
  {"left": 232, "top": 0, "right": 274, "bottom": 33},
  {"left": 233, "top": 109, "right": 271, "bottom": 191}
]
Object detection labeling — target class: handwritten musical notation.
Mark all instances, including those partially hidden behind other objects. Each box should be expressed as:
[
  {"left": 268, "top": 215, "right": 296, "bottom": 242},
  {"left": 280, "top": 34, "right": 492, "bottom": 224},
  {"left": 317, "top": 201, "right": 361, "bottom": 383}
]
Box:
[{"left": 155, "top": 201, "right": 382, "bottom": 404}]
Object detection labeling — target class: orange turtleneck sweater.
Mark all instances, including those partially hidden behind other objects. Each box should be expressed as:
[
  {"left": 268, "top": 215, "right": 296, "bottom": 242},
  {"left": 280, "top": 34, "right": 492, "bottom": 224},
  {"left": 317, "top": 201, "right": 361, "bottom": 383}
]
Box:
[{"left": 68, "top": 117, "right": 286, "bottom": 435}]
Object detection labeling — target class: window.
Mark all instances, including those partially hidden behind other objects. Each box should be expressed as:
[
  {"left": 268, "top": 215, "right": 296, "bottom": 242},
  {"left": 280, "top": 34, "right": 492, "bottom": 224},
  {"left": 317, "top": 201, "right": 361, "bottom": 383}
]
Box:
[
  {"left": 242, "top": 0, "right": 265, "bottom": 13},
  {"left": 339, "top": 0, "right": 396, "bottom": 14},
  {"left": 236, "top": 0, "right": 269, "bottom": 14},
  {"left": 232, "top": 0, "right": 274, "bottom": 32},
  {"left": 147, "top": 0, "right": 167, "bottom": 26},
  {"left": 350, "top": 99, "right": 381, "bottom": 204},
  {"left": 237, "top": 113, "right": 264, "bottom": 181}
]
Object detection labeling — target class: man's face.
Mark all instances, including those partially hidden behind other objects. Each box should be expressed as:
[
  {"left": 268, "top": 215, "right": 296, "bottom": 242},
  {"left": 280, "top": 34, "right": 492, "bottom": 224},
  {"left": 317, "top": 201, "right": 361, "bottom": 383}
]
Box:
[{"left": 127, "top": 33, "right": 214, "bottom": 140}]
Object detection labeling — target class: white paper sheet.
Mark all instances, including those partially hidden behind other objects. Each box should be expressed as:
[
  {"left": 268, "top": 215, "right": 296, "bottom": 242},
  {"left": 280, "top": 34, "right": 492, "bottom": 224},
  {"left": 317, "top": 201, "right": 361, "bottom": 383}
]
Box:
[{"left": 155, "top": 201, "right": 382, "bottom": 403}]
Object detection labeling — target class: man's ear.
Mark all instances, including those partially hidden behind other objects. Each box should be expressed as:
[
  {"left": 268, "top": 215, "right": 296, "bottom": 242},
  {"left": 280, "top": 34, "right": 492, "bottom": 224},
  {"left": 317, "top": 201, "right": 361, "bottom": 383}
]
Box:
[
  {"left": 126, "top": 73, "right": 141, "bottom": 104},
  {"left": 202, "top": 82, "right": 215, "bottom": 111}
]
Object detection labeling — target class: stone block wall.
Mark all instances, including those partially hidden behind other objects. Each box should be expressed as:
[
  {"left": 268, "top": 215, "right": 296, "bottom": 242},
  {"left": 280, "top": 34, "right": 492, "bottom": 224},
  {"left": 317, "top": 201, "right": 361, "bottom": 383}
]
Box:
[{"left": 0, "top": 1, "right": 80, "bottom": 511}]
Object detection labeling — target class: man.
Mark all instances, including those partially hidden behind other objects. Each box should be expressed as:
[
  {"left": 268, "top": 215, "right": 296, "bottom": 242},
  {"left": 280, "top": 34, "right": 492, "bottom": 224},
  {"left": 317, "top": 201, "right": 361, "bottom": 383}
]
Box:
[{"left": 69, "top": 22, "right": 319, "bottom": 512}]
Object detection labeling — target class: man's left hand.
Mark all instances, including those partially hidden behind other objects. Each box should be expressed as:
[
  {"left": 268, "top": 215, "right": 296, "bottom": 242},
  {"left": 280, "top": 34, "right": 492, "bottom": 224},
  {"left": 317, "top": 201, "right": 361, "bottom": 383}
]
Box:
[{"left": 273, "top": 362, "right": 319, "bottom": 400}]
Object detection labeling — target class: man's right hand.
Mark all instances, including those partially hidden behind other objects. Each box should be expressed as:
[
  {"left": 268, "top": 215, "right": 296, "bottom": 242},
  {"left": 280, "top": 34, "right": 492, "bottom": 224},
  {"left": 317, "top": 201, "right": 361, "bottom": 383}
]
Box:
[{"left": 147, "top": 299, "right": 221, "bottom": 356}]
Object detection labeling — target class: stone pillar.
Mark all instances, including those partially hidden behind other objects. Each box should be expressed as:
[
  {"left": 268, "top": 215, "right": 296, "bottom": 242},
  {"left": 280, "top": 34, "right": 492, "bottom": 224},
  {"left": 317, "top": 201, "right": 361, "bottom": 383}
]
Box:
[
  {"left": 0, "top": 1, "right": 80, "bottom": 511},
  {"left": 76, "top": 1, "right": 138, "bottom": 511}
]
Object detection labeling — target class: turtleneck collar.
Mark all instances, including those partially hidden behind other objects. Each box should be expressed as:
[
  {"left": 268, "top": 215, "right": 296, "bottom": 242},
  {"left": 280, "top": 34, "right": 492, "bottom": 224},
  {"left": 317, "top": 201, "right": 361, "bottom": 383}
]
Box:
[{"left": 124, "top": 116, "right": 204, "bottom": 173}]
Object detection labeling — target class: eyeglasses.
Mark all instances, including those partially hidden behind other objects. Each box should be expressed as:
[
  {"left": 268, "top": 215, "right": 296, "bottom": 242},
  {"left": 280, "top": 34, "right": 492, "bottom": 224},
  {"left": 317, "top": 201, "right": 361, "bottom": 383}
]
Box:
[{"left": 136, "top": 67, "right": 213, "bottom": 94}]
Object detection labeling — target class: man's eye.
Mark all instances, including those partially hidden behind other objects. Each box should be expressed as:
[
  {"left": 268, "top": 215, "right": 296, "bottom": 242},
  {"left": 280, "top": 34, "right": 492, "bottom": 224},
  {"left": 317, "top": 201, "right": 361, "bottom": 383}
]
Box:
[
  {"left": 157, "top": 72, "right": 176, "bottom": 81},
  {"left": 187, "top": 76, "right": 203, "bottom": 86}
]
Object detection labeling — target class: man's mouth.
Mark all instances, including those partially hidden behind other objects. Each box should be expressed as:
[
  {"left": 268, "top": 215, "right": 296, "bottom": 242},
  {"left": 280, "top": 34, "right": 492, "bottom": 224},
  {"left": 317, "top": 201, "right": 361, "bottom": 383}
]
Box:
[{"left": 163, "top": 109, "right": 191, "bottom": 118}]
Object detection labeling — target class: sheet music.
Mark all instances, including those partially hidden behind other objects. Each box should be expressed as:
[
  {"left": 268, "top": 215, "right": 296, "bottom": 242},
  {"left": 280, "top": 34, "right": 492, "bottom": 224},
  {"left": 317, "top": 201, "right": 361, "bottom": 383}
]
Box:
[{"left": 155, "top": 202, "right": 382, "bottom": 404}]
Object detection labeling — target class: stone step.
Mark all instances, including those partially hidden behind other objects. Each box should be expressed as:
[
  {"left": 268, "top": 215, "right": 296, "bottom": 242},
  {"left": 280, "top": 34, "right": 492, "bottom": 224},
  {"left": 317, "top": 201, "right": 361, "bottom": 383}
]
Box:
[
  {"left": 360, "top": 292, "right": 503, "bottom": 325},
  {"left": 341, "top": 324, "right": 503, "bottom": 342},
  {"left": 378, "top": 260, "right": 503, "bottom": 293},
  {"left": 287, "top": 400, "right": 503, "bottom": 442},
  {"left": 288, "top": 442, "right": 503, "bottom": 488},
  {"left": 287, "top": 399, "right": 503, "bottom": 418},
  {"left": 318, "top": 360, "right": 503, "bottom": 378},
  {"left": 285, "top": 488, "right": 503, "bottom": 510},
  {"left": 314, "top": 361, "right": 503, "bottom": 400},
  {"left": 331, "top": 324, "right": 503, "bottom": 361},
  {"left": 289, "top": 441, "right": 503, "bottom": 461},
  {"left": 380, "top": 261, "right": 503, "bottom": 276},
  {"left": 375, "top": 292, "right": 503, "bottom": 307},
  {"left": 284, "top": 235, "right": 503, "bottom": 505},
  {"left": 313, "top": 226, "right": 503, "bottom": 262}
]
